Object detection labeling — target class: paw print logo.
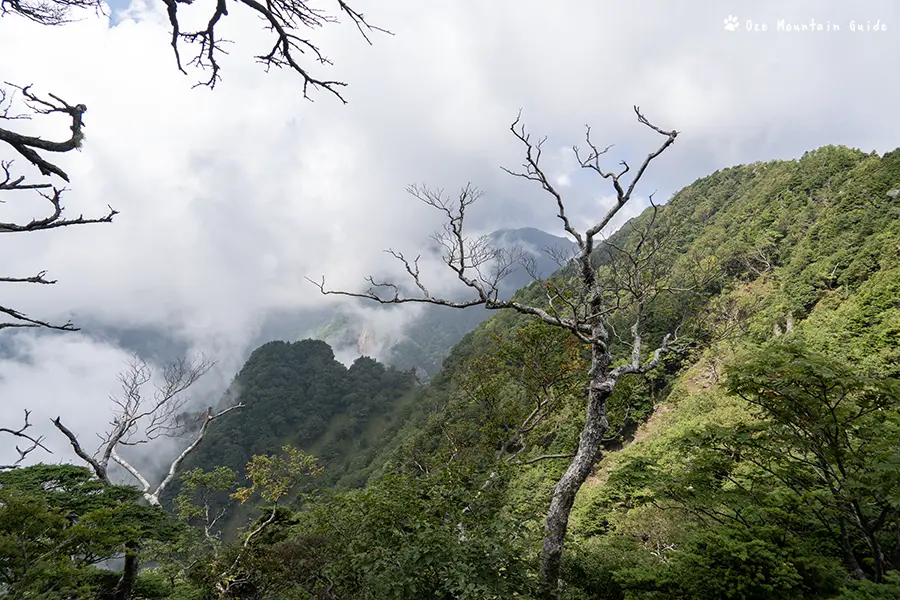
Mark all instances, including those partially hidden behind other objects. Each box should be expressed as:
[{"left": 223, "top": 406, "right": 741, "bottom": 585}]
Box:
[{"left": 724, "top": 15, "right": 739, "bottom": 31}]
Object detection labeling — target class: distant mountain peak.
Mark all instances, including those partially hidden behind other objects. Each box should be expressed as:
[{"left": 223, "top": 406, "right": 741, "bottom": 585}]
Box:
[
  {"left": 490, "top": 226, "right": 549, "bottom": 236},
  {"left": 489, "top": 226, "right": 574, "bottom": 244}
]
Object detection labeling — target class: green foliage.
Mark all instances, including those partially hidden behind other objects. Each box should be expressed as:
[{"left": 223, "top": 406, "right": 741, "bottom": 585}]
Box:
[
  {"left": 833, "top": 573, "right": 900, "bottom": 599},
  {"left": 285, "top": 469, "right": 537, "bottom": 599},
  {"left": 571, "top": 343, "right": 899, "bottom": 599},
  {"left": 0, "top": 464, "right": 178, "bottom": 599},
  {"left": 159, "top": 467, "right": 537, "bottom": 599},
  {"left": 169, "top": 340, "right": 419, "bottom": 532},
  {"left": 233, "top": 444, "right": 322, "bottom": 504},
  {"left": 450, "top": 320, "right": 588, "bottom": 463},
  {"left": 179, "top": 341, "right": 416, "bottom": 488},
  {"left": 174, "top": 465, "right": 238, "bottom": 523},
  {"left": 722, "top": 343, "right": 900, "bottom": 580},
  {"left": 614, "top": 527, "right": 840, "bottom": 600}
]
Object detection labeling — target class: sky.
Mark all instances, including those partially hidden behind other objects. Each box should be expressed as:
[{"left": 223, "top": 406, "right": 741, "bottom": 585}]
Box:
[{"left": 1, "top": 0, "right": 899, "bottom": 469}]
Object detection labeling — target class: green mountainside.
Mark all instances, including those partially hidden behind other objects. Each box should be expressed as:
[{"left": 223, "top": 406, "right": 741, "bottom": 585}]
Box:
[
  {"left": 175, "top": 339, "right": 419, "bottom": 492},
  {"left": 359, "top": 145, "right": 900, "bottom": 474},
  {"left": 7, "top": 145, "right": 899, "bottom": 599},
  {"left": 202, "top": 145, "right": 900, "bottom": 596}
]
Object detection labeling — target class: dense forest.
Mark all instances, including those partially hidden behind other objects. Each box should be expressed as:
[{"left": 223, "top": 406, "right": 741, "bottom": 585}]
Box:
[
  {"left": 175, "top": 339, "right": 419, "bottom": 493},
  {"left": 3, "top": 144, "right": 899, "bottom": 599}
]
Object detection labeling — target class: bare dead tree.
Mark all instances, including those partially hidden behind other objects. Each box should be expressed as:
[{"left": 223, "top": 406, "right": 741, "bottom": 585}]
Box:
[
  {"left": 50, "top": 354, "right": 243, "bottom": 600},
  {"left": 2, "top": 0, "right": 388, "bottom": 96},
  {"left": 51, "top": 353, "right": 243, "bottom": 505},
  {"left": 310, "top": 106, "right": 680, "bottom": 593}
]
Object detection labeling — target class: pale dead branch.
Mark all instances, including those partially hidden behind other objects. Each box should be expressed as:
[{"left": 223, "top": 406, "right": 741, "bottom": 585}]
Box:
[{"left": 52, "top": 354, "right": 243, "bottom": 505}]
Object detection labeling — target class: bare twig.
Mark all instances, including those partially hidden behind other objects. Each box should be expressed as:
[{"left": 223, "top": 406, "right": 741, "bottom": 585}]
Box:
[{"left": 0, "top": 409, "right": 51, "bottom": 467}]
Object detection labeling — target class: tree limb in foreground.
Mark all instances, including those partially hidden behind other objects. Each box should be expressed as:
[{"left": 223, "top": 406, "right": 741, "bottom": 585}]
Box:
[
  {"left": 1, "top": 0, "right": 389, "bottom": 95},
  {"left": 1, "top": 83, "right": 117, "bottom": 331}
]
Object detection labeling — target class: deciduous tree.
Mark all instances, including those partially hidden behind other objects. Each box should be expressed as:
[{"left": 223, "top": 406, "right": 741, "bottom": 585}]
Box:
[
  {"left": 723, "top": 343, "right": 900, "bottom": 582},
  {"left": 312, "top": 106, "right": 681, "bottom": 593}
]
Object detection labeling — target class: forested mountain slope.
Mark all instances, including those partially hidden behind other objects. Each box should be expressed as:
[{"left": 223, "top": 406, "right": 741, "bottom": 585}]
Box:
[
  {"left": 175, "top": 339, "right": 419, "bottom": 493},
  {"left": 105, "top": 144, "right": 900, "bottom": 599},
  {"left": 363, "top": 144, "right": 899, "bottom": 467},
  {"left": 296, "top": 144, "right": 899, "bottom": 599}
]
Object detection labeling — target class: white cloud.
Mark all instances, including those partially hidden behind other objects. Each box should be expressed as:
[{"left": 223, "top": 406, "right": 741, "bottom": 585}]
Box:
[
  {"left": 0, "top": 332, "right": 135, "bottom": 466},
  {"left": 2, "top": 0, "right": 899, "bottom": 460}
]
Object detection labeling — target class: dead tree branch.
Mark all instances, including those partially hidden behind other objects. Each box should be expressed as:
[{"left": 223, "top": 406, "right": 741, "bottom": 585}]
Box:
[
  {"left": 0, "top": 304, "right": 78, "bottom": 331},
  {"left": 1, "top": 83, "right": 117, "bottom": 331},
  {"left": 0, "top": 0, "right": 102, "bottom": 25},
  {"left": 0, "top": 409, "right": 51, "bottom": 468},
  {"left": 4, "top": 0, "right": 388, "bottom": 94},
  {"left": 161, "top": 0, "right": 390, "bottom": 92},
  {"left": 51, "top": 354, "right": 243, "bottom": 505},
  {"left": 0, "top": 82, "right": 87, "bottom": 182}
]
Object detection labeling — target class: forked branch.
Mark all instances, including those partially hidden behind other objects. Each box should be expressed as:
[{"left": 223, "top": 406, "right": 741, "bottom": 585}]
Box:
[
  {"left": 0, "top": 409, "right": 51, "bottom": 468},
  {"left": 112, "top": 404, "right": 244, "bottom": 505},
  {"left": 51, "top": 355, "right": 241, "bottom": 504}
]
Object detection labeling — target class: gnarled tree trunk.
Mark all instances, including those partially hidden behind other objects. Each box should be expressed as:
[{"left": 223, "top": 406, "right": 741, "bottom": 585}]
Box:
[
  {"left": 540, "top": 338, "right": 614, "bottom": 592},
  {"left": 313, "top": 106, "right": 680, "bottom": 598}
]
